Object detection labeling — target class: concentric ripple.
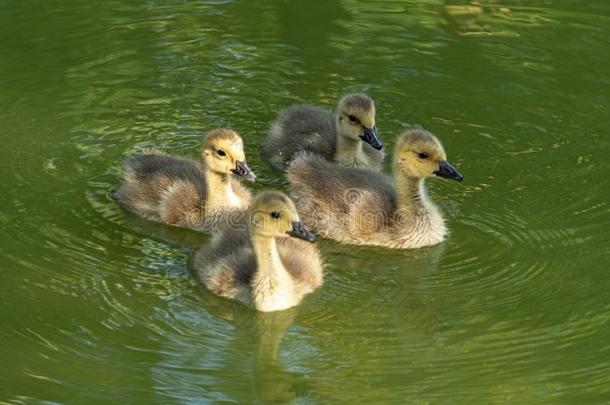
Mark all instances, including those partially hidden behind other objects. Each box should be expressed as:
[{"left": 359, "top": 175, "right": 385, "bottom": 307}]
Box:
[{"left": 1, "top": 0, "right": 610, "bottom": 403}]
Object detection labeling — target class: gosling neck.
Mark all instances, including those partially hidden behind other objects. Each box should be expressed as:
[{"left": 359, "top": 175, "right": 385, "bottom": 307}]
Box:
[
  {"left": 251, "top": 233, "right": 284, "bottom": 277},
  {"left": 393, "top": 168, "right": 447, "bottom": 244},
  {"left": 335, "top": 121, "right": 365, "bottom": 166},
  {"left": 203, "top": 165, "right": 235, "bottom": 210},
  {"left": 250, "top": 232, "right": 295, "bottom": 312},
  {"left": 393, "top": 167, "right": 433, "bottom": 217}
]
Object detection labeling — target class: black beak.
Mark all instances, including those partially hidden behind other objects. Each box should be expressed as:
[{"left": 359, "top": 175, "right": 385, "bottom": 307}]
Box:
[
  {"left": 360, "top": 126, "right": 384, "bottom": 150},
  {"left": 433, "top": 160, "right": 463, "bottom": 182},
  {"left": 287, "top": 221, "right": 316, "bottom": 243},
  {"left": 231, "top": 160, "right": 257, "bottom": 183}
]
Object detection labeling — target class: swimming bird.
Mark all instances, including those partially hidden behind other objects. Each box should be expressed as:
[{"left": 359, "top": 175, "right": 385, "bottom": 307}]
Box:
[
  {"left": 286, "top": 129, "right": 463, "bottom": 249},
  {"left": 113, "top": 128, "right": 256, "bottom": 231},
  {"left": 263, "top": 93, "right": 385, "bottom": 170},
  {"left": 193, "top": 191, "right": 323, "bottom": 312}
]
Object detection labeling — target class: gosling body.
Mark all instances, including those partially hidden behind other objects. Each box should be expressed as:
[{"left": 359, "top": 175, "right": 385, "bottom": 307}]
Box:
[
  {"left": 287, "top": 129, "right": 463, "bottom": 249},
  {"left": 113, "top": 128, "right": 256, "bottom": 232},
  {"left": 264, "top": 93, "right": 385, "bottom": 170},
  {"left": 194, "top": 191, "right": 323, "bottom": 312}
]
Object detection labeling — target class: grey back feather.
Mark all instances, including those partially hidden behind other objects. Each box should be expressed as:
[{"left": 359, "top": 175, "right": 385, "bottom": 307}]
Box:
[
  {"left": 264, "top": 104, "right": 383, "bottom": 169},
  {"left": 113, "top": 152, "right": 207, "bottom": 225},
  {"left": 193, "top": 227, "right": 255, "bottom": 298},
  {"left": 124, "top": 152, "right": 205, "bottom": 190},
  {"left": 287, "top": 152, "right": 397, "bottom": 237},
  {"left": 264, "top": 105, "right": 336, "bottom": 168}
]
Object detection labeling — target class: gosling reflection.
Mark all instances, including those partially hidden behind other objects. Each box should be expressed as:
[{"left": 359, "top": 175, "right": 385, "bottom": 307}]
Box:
[
  {"left": 200, "top": 291, "right": 300, "bottom": 403},
  {"left": 113, "top": 200, "right": 208, "bottom": 249},
  {"left": 388, "top": 243, "right": 447, "bottom": 338},
  {"left": 328, "top": 240, "right": 447, "bottom": 338},
  {"left": 253, "top": 309, "right": 299, "bottom": 402}
]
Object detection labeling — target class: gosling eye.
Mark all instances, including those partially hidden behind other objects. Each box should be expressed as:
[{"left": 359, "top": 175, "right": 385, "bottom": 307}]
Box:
[
  {"left": 348, "top": 115, "right": 360, "bottom": 125},
  {"left": 217, "top": 149, "right": 227, "bottom": 157},
  {"left": 417, "top": 152, "right": 429, "bottom": 160},
  {"left": 270, "top": 211, "right": 281, "bottom": 219}
]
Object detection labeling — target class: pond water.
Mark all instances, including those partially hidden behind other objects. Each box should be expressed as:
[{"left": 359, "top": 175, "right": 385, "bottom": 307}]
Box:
[{"left": 1, "top": 0, "right": 609, "bottom": 403}]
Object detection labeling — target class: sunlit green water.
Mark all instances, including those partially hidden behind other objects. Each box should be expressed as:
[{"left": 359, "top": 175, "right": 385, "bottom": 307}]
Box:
[{"left": 1, "top": 0, "right": 609, "bottom": 403}]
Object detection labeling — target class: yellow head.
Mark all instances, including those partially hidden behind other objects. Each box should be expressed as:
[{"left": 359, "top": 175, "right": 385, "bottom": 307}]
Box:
[
  {"left": 248, "top": 191, "right": 315, "bottom": 242},
  {"left": 393, "top": 129, "right": 463, "bottom": 181},
  {"left": 201, "top": 128, "right": 256, "bottom": 182},
  {"left": 336, "top": 93, "right": 383, "bottom": 150}
]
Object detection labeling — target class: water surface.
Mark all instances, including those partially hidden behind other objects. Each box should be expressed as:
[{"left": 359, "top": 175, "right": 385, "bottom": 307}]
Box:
[{"left": 1, "top": 0, "right": 609, "bottom": 403}]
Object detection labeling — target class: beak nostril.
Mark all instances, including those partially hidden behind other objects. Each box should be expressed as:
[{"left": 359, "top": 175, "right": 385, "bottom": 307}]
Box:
[
  {"left": 359, "top": 126, "right": 384, "bottom": 151},
  {"left": 287, "top": 221, "right": 316, "bottom": 243},
  {"left": 433, "top": 160, "right": 463, "bottom": 182},
  {"left": 231, "top": 160, "right": 257, "bottom": 183}
]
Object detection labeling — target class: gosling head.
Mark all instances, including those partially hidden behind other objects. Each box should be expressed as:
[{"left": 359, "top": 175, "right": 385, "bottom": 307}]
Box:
[
  {"left": 201, "top": 128, "right": 257, "bottom": 182},
  {"left": 394, "top": 129, "right": 463, "bottom": 181},
  {"left": 249, "top": 191, "right": 316, "bottom": 242},
  {"left": 336, "top": 93, "right": 383, "bottom": 150}
]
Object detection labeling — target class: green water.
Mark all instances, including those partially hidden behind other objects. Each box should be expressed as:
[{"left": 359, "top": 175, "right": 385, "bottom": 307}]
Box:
[{"left": 1, "top": 0, "right": 609, "bottom": 403}]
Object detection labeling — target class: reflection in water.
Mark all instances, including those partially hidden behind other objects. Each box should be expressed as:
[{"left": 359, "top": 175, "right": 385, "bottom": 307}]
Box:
[
  {"left": 253, "top": 310, "right": 299, "bottom": 403},
  {"left": 441, "top": 1, "right": 515, "bottom": 37},
  {"left": 2, "top": 0, "right": 610, "bottom": 402},
  {"left": 325, "top": 240, "right": 447, "bottom": 334},
  {"left": 87, "top": 180, "right": 208, "bottom": 250},
  {"left": 386, "top": 244, "right": 447, "bottom": 338},
  {"left": 205, "top": 297, "right": 303, "bottom": 403},
  {"left": 152, "top": 286, "right": 302, "bottom": 403}
]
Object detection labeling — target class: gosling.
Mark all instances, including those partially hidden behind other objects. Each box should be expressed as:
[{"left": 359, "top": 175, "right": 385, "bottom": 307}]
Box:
[
  {"left": 263, "top": 93, "right": 385, "bottom": 170},
  {"left": 113, "top": 128, "right": 256, "bottom": 231},
  {"left": 286, "top": 129, "right": 463, "bottom": 249},
  {"left": 193, "top": 191, "right": 323, "bottom": 312}
]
